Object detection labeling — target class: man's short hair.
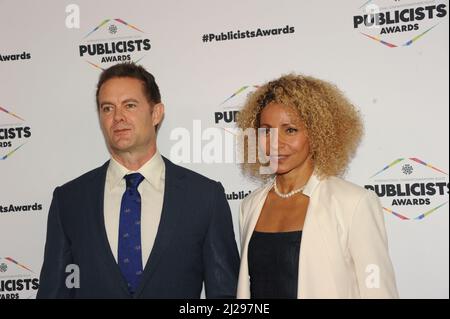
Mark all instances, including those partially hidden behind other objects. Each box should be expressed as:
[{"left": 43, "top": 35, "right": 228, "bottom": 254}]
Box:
[{"left": 96, "top": 62, "right": 161, "bottom": 108}]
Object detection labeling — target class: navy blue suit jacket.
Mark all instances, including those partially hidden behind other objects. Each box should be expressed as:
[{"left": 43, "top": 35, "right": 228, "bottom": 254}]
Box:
[{"left": 37, "top": 157, "right": 239, "bottom": 298}]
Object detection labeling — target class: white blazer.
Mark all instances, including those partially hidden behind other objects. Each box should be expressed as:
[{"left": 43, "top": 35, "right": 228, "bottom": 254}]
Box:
[{"left": 237, "top": 174, "right": 399, "bottom": 299}]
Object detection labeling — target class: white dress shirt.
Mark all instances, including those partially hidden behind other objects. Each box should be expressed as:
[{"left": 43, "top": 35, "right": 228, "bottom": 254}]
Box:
[{"left": 104, "top": 152, "right": 165, "bottom": 268}]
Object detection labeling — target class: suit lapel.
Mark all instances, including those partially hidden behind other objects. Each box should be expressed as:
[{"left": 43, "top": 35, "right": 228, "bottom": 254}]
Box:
[
  {"left": 89, "top": 160, "right": 131, "bottom": 295},
  {"left": 134, "top": 157, "right": 186, "bottom": 297}
]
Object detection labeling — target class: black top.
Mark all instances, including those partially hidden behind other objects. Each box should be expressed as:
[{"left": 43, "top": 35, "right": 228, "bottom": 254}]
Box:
[{"left": 248, "top": 230, "right": 302, "bottom": 299}]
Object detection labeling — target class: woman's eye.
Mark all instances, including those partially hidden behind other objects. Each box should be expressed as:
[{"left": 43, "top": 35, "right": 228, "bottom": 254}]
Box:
[{"left": 286, "top": 127, "right": 298, "bottom": 134}]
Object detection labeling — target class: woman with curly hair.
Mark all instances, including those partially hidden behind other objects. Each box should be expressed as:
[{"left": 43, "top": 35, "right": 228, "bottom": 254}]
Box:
[{"left": 236, "top": 74, "right": 398, "bottom": 299}]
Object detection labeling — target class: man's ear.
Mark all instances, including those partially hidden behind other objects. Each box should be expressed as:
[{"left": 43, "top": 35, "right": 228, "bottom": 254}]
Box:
[{"left": 152, "top": 103, "right": 165, "bottom": 127}]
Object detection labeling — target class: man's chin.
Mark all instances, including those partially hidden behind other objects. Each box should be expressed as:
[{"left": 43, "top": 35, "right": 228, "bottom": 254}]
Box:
[{"left": 110, "top": 141, "right": 133, "bottom": 153}]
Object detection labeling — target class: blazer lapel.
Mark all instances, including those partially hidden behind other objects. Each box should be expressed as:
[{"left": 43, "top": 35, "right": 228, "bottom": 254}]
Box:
[
  {"left": 242, "top": 184, "right": 272, "bottom": 252},
  {"left": 298, "top": 176, "right": 340, "bottom": 298},
  {"left": 134, "top": 157, "right": 186, "bottom": 297},
  {"left": 237, "top": 183, "right": 272, "bottom": 298},
  {"left": 88, "top": 160, "right": 131, "bottom": 295}
]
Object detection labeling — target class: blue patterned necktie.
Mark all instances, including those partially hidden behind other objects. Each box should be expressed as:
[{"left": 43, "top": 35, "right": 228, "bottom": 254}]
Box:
[{"left": 118, "top": 173, "right": 145, "bottom": 294}]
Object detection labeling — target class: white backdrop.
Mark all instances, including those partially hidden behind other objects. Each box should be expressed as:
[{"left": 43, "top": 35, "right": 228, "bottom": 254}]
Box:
[{"left": 0, "top": 0, "right": 448, "bottom": 299}]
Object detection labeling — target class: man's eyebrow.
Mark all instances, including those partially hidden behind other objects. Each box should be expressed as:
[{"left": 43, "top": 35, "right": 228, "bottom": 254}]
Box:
[
  {"left": 122, "top": 98, "right": 139, "bottom": 104},
  {"left": 100, "top": 101, "right": 114, "bottom": 107}
]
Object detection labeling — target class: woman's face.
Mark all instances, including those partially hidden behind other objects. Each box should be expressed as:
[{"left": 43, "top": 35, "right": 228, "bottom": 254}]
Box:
[{"left": 259, "top": 102, "right": 312, "bottom": 175}]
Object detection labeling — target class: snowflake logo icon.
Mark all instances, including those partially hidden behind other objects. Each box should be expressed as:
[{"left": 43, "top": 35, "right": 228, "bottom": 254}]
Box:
[
  {"left": 402, "top": 164, "right": 414, "bottom": 175},
  {"left": 108, "top": 24, "right": 118, "bottom": 34},
  {"left": 0, "top": 263, "right": 7, "bottom": 273}
]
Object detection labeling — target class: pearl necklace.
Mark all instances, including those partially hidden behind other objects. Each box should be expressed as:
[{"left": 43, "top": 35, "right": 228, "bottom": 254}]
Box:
[{"left": 273, "top": 179, "right": 305, "bottom": 198}]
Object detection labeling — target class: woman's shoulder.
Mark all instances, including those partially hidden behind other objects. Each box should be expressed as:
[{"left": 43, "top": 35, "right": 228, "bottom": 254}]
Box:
[
  {"left": 320, "top": 176, "right": 374, "bottom": 201},
  {"left": 318, "top": 176, "right": 382, "bottom": 222}
]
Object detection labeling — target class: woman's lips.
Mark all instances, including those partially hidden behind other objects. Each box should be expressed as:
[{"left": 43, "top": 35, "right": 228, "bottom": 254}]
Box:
[{"left": 269, "top": 155, "right": 289, "bottom": 161}]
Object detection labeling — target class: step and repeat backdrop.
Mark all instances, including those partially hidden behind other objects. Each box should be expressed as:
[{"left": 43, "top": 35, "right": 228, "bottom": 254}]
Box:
[{"left": 0, "top": 0, "right": 448, "bottom": 299}]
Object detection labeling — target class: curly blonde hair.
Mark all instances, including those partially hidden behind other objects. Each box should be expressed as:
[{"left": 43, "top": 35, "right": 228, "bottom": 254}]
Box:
[{"left": 236, "top": 73, "right": 363, "bottom": 180}]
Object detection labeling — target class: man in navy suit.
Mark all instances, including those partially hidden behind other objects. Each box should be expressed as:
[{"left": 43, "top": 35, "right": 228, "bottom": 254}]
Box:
[{"left": 37, "top": 63, "right": 239, "bottom": 298}]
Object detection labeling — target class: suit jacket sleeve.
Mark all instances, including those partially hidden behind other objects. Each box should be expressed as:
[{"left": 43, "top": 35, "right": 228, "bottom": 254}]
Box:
[
  {"left": 348, "top": 190, "right": 399, "bottom": 298},
  {"left": 203, "top": 182, "right": 240, "bottom": 298},
  {"left": 37, "top": 187, "right": 74, "bottom": 298}
]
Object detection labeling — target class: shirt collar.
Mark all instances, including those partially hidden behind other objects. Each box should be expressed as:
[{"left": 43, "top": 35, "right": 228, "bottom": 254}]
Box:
[
  {"left": 302, "top": 171, "right": 321, "bottom": 198},
  {"left": 107, "top": 151, "right": 165, "bottom": 190}
]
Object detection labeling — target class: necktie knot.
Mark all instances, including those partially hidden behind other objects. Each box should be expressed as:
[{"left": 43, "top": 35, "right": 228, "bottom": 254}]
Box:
[{"left": 125, "top": 173, "right": 144, "bottom": 190}]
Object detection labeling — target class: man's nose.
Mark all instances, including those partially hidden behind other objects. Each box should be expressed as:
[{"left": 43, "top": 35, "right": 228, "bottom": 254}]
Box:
[{"left": 113, "top": 106, "right": 125, "bottom": 122}]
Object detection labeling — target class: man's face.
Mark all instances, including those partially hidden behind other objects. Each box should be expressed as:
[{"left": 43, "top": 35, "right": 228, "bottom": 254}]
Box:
[{"left": 98, "top": 77, "right": 163, "bottom": 157}]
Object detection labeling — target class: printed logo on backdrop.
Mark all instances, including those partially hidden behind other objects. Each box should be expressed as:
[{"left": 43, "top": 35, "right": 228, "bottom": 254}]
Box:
[
  {"left": 207, "top": 86, "right": 260, "bottom": 163},
  {"left": 226, "top": 190, "right": 252, "bottom": 201},
  {"left": 0, "top": 51, "right": 31, "bottom": 62},
  {"left": 215, "top": 89, "right": 260, "bottom": 201},
  {"left": 0, "top": 105, "right": 31, "bottom": 160},
  {"left": 214, "top": 86, "right": 259, "bottom": 129},
  {"left": 78, "top": 18, "right": 151, "bottom": 70},
  {"left": 365, "top": 157, "right": 449, "bottom": 220},
  {"left": 170, "top": 84, "right": 275, "bottom": 176},
  {"left": 202, "top": 25, "right": 295, "bottom": 44},
  {"left": 0, "top": 257, "right": 39, "bottom": 299},
  {"left": 170, "top": 85, "right": 262, "bottom": 165},
  {"left": 354, "top": 0, "right": 447, "bottom": 47},
  {"left": 0, "top": 202, "right": 43, "bottom": 214}
]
